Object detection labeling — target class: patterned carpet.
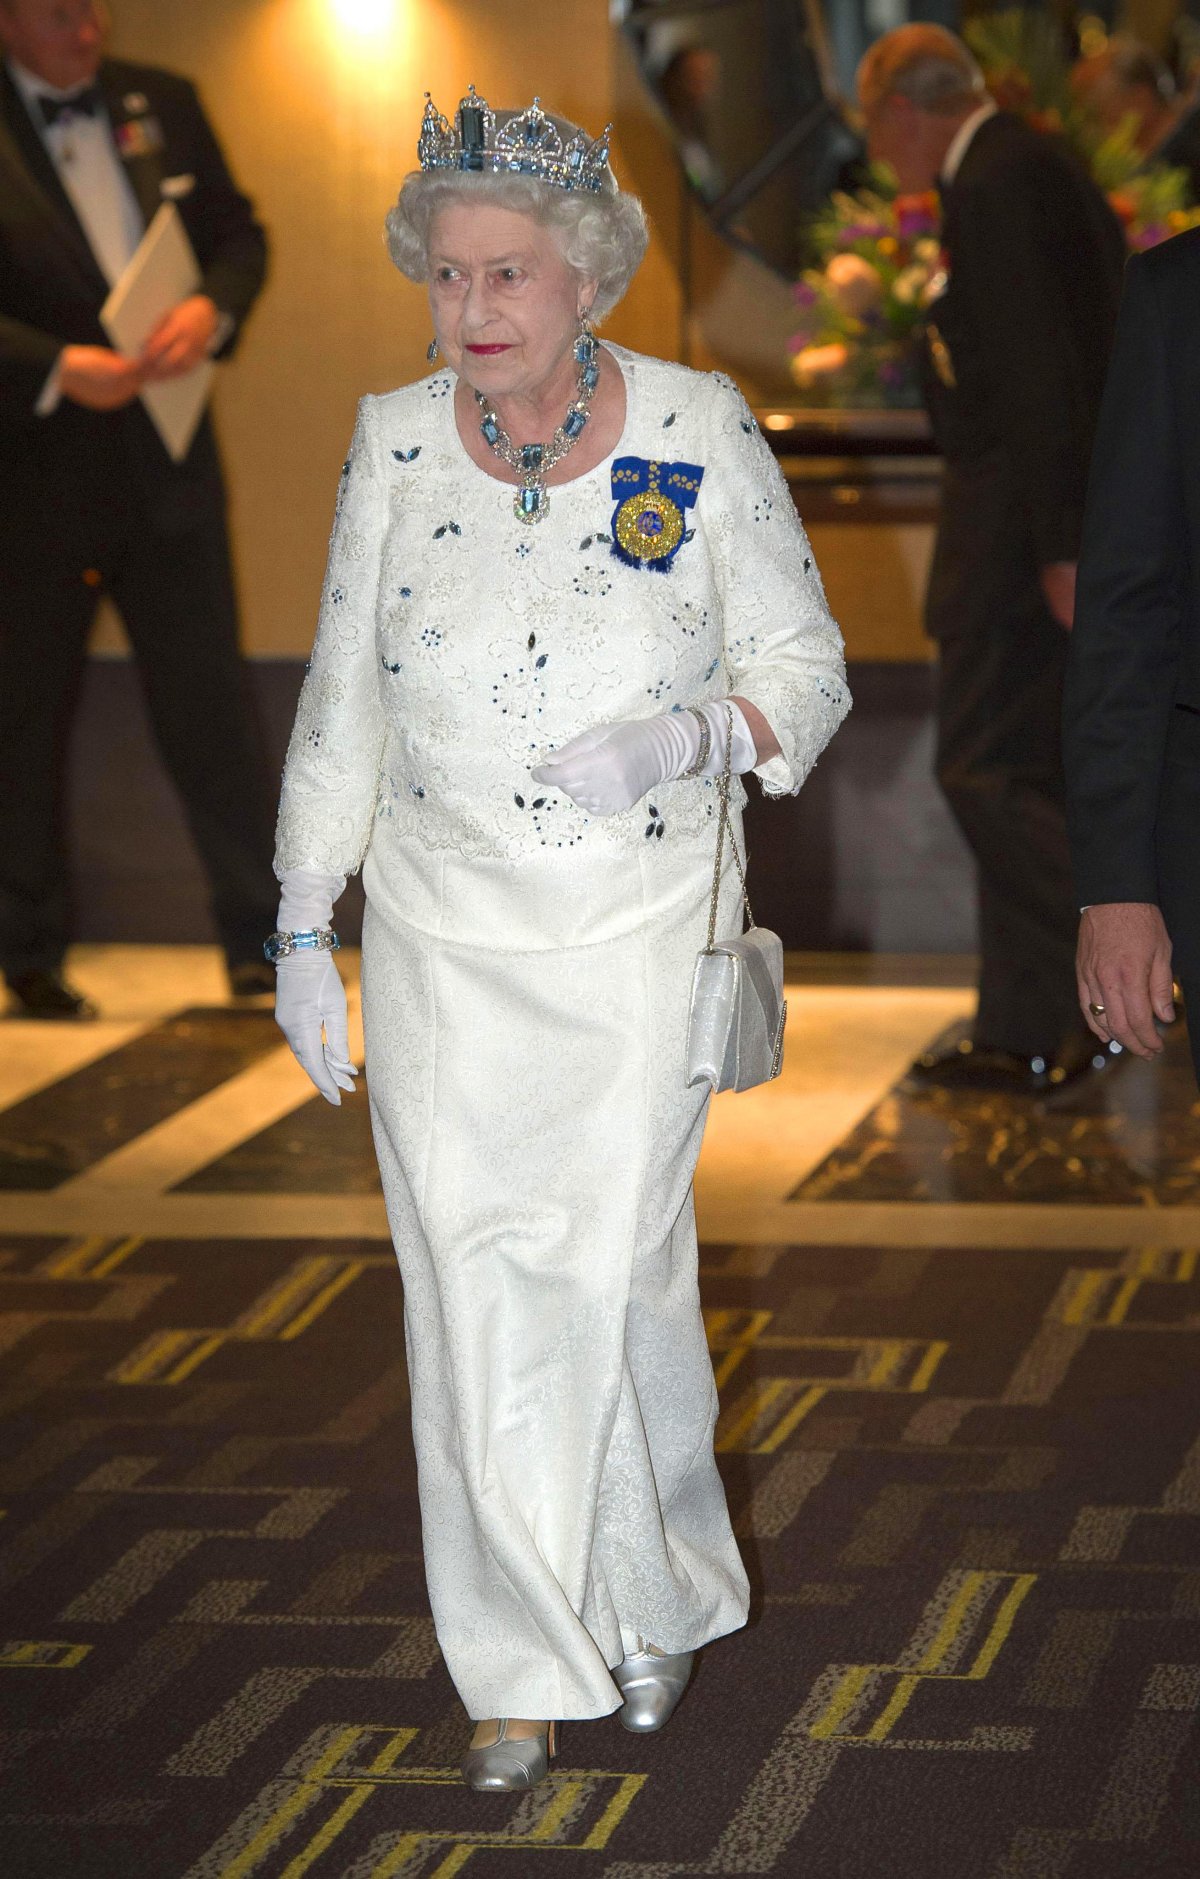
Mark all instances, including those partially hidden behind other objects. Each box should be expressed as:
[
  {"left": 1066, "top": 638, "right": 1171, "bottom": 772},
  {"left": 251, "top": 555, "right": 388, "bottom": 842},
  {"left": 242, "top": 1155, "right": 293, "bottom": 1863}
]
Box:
[{"left": 1, "top": 996, "right": 1199, "bottom": 1877}]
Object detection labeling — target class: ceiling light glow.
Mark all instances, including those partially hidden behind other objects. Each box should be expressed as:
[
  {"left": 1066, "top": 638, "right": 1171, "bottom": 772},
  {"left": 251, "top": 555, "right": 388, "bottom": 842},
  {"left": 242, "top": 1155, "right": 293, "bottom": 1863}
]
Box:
[{"left": 331, "top": 0, "right": 396, "bottom": 34}]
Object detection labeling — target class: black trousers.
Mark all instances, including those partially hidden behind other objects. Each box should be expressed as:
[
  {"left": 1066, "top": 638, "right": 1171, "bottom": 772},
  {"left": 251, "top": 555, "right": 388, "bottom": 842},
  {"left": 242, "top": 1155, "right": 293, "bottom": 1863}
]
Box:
[
  {"left": 1157, "top": 705, "right": 1200, "bottom": 1085},
  {"left": 927, "top": 453, "right": 1089, "bottom": 1058},
  {"left": 0, "top": 504, "right": 278, "bottom": 978}
]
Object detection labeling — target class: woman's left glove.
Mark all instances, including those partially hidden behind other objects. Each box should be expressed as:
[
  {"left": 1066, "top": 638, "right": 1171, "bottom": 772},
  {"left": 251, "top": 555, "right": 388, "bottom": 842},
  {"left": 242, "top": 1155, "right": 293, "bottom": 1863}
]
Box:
[
  {"left": 275, "top": 954, "right": 358, "bottom": 1105},
  {"left": 273, "top": 869, "right": 358, "bottom": 1106},
  {"left": 530, "top": 699, "right": 758, "bottom": 817}
]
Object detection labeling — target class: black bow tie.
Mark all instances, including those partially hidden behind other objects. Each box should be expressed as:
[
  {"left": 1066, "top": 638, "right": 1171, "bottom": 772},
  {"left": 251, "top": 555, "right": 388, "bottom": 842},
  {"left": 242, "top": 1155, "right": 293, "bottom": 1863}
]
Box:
[{"left": 37, "top": 83, "right": 102, "bottom": 128}]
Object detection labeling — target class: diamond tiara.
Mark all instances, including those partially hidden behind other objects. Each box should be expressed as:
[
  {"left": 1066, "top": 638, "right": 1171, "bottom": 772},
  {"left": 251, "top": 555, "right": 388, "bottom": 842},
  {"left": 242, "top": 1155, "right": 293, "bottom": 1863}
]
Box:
[{"left": 418, "top": 86, "right": 613, "bottom": 194}]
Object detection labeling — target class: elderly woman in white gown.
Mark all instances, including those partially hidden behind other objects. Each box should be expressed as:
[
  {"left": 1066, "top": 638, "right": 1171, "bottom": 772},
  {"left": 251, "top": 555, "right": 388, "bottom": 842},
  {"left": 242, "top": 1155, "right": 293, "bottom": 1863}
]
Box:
[{"left": 269, "top": 87, "right": 850, "bottom": 1790}]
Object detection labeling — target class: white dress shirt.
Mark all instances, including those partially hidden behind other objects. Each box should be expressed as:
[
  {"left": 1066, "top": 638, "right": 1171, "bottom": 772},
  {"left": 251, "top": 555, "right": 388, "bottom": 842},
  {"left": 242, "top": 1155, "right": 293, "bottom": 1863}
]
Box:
[
  {"left": 8, "top": 56, "right": 145, "bottom": 413},
  {"left": 9, "top": 57, "right": 144, "bottom": 285}
]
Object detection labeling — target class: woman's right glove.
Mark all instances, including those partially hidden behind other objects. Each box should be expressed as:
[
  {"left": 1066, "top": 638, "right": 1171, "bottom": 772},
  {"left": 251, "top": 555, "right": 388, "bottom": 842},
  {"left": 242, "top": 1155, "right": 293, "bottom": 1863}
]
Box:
[
  {"left": 530, "top": 699, "right": 758, "bottom": 818},
  {"left": 273, "top": 869, "right": 358, "bottom": 1106}
]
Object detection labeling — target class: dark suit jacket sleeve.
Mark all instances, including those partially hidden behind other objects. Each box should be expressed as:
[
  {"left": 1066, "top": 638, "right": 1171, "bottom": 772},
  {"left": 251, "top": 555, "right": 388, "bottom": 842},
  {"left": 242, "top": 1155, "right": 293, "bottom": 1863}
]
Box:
[
  {"left": 176, "top": 79, "right": 268, "bottom": 353},
  {"left": 1063, "top": 250, "right": 1184, "bottom": 905},
  {"left": 0, "top": 312, "right": 62, "bottom": 416},
  {"left": 952, "top": 156, "right": 1100, "bottom": 566}
]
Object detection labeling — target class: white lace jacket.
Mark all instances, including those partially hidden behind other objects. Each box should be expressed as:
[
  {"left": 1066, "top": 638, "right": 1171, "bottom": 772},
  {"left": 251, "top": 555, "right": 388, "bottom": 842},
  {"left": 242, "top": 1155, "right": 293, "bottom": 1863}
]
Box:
[{"left": 274, "top": 346, "right": 850, "bottom": 875}]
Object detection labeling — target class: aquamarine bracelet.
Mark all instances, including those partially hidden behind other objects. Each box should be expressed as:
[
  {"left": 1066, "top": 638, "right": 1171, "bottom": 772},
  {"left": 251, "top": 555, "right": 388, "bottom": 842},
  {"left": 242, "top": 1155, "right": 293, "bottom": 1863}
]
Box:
[{"left": 262, "top": 927, "right": 340, "bottom": 964}]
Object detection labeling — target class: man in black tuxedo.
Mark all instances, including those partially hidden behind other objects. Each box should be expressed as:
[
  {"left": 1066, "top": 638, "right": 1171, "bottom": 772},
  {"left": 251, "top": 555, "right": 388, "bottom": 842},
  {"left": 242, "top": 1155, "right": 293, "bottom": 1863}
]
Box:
[
  {"left": 1064, "top": 229, "right": 1200, "bottom": 1082},
  {"left": 858, "top": 26, "right": 1126, "bottom": 1093},
  {"left": 0, "top": 0, "right": 277, "bottom": 1017}
]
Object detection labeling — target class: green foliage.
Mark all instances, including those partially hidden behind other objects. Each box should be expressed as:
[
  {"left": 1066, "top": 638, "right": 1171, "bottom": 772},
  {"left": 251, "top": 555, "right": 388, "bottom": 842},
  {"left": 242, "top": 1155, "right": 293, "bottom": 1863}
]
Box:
[{"left": 964, "top": 9, "right": 1073, "bottom": 117}]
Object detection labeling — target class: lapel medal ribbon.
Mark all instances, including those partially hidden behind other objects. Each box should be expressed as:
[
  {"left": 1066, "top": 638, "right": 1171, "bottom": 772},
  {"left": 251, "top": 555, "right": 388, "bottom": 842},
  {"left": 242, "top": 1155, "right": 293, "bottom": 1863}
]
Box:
[{"left": 115, "top": 115, "right": 165, "bottom": 160}]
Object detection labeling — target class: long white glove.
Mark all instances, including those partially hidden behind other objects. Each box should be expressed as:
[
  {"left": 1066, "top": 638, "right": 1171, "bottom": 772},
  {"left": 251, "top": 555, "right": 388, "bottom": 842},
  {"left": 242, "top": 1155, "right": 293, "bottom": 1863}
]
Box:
[
  {"left": 273, "top": 869, "right": 358, "bottom": 1106},
  {"left": 530, "top": 700, "right": 759, "bottom": 818}
]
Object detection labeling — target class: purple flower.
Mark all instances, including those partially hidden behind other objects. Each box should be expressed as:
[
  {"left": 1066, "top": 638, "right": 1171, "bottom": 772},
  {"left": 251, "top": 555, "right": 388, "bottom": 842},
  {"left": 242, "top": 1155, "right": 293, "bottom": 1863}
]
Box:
[
  {"left": 793, "top": 280, "right": 819, "bottom": 307},
  {"left": 841, "top": 219, "right": 888, "bottom": 243},
  {"left": 897, "top": 207, "right": 937, "bottom": 239}
]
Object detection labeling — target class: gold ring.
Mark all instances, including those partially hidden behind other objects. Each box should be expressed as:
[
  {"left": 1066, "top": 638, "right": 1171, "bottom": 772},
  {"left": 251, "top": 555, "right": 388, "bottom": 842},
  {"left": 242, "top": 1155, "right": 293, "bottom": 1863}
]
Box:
[{"left": 1089, "top": 1002, "right": 1107, "bottom": 1017}]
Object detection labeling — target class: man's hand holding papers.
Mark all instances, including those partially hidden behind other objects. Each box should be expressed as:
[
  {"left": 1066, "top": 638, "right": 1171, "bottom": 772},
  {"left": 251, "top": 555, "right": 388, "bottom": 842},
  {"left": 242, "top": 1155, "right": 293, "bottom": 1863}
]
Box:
[{"left": 139, "top": 293, "right": 221, "bottom": 381}]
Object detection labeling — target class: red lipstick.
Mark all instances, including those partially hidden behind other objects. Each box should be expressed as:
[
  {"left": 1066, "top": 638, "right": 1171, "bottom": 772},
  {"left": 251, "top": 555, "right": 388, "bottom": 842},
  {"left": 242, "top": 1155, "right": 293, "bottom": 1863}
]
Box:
[{"left": 466, "top": 343, "right": 512, "bottom": 355}]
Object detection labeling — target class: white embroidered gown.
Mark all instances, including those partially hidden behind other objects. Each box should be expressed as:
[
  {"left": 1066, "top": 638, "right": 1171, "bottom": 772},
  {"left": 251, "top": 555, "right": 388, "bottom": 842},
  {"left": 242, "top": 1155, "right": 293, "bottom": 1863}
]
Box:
[{"left": 275, "top": 346, "right": 850, "bottom": 1720}]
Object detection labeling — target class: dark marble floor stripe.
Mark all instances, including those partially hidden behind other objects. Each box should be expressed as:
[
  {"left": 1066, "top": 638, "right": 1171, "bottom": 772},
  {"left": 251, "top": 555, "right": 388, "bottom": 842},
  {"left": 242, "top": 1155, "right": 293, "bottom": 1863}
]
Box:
[
  {"left": 794, "top": 1018, "right": 1200, "bottom": 1207},
  {"left": 0, "top": 1009, "right": 281, "bottom": 1192},
  {"left": 174, "top": 1080, "right": 381, "bottom": 1194}
]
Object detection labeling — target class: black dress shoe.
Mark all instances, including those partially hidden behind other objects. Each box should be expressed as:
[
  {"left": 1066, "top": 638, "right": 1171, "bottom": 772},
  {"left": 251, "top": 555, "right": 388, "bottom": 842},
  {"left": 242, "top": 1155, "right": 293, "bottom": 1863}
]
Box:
[
  {"left": 904, "top": 1037, "right": 1112, "bottom": 1096},
  {"left": 6, "top": 969, "right": 98, "bottom": 1021},
  {"left": 228, "top": 960, "right": 276, "bottom": 999}
]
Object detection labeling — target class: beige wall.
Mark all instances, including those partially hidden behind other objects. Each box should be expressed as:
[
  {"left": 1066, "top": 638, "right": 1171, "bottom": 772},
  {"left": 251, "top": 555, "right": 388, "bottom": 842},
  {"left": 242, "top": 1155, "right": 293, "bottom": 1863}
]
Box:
[
  {"left": 100, "top": 0, "right": 692, "bottom": 655},
  {"left": 100, "top": 1, "right": 923, "bottom": 662}
]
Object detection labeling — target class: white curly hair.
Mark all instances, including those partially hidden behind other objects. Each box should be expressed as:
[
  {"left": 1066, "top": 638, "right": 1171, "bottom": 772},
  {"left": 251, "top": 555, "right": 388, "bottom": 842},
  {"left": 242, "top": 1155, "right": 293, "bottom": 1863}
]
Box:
[{"left": 385, "top": 121, "right": 649, "bottom": 323}]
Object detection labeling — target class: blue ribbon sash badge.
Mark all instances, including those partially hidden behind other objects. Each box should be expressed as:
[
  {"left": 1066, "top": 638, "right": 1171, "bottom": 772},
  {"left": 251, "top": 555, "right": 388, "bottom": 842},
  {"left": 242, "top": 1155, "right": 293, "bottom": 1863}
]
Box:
[{"left": 610, "top": 457, "right": 704, "bottom": 572}]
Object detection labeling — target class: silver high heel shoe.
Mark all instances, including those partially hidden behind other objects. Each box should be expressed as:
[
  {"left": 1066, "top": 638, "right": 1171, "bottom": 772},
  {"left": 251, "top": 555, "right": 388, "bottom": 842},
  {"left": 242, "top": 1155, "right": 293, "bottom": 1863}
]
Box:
[
  {"left": 460, "top": 1718, "right": 558, "bottom": 1790},
  {"left": 612, "top": 1644, "right": 695, "bottom": 1733}
]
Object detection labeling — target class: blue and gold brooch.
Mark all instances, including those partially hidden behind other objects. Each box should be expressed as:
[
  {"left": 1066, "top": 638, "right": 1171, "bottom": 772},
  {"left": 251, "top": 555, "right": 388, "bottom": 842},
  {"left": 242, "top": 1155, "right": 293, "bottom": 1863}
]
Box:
[{"left": 611, "top": 457, "right": 703, "bottom": 572}]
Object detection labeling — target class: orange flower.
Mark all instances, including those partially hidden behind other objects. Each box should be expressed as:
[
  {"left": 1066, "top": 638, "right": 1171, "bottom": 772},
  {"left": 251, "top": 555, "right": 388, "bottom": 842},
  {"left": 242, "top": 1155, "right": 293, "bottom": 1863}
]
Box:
[
  {"left": 987, "top": 70, "right": 1032, "bottom": 113},
  {"left": 826, "top": 252, "right": 885, "bottom": 316},
  {"left": 1108, "top": 190, "right": 1137, "bottom": 226},
  {"left": 790, "top": 342, "right": 850, "bottom": 388},
  {"left": 893, "top": 190, "right": 940, "bottom": 221}
]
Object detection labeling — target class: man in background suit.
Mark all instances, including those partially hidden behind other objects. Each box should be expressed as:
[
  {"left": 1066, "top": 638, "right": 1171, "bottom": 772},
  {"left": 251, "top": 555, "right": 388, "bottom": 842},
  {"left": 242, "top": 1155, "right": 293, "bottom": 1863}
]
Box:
[
  {"left": 1064, "top": 228, "right": 1200, "bottom": 1085},
  {"left": 0, "top": 0, "right": 277, "bottom": 1016},
  {"left": 858, "top": 26, "right": 1126, "bottom": 1093}
]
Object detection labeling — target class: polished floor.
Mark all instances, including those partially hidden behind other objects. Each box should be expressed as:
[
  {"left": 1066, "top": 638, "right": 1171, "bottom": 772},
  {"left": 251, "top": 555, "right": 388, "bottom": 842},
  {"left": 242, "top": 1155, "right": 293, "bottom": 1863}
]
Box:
[{"left": 0, "top": 949, "right": 1197, "bottom": 1877}]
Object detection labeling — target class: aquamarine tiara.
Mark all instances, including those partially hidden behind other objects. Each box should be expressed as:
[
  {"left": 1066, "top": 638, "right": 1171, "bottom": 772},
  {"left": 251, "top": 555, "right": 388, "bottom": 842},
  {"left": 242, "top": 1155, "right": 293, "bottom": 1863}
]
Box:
[{"left": 418, "top": 86, "right": 613, "bottom": 194}]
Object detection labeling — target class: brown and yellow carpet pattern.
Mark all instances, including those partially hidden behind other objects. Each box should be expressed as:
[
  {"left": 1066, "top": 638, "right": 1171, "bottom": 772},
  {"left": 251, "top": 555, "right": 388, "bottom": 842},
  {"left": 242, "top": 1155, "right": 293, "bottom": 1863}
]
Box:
[{"left": 1, "top": 997, "right": 1198, "bottom": 1877}]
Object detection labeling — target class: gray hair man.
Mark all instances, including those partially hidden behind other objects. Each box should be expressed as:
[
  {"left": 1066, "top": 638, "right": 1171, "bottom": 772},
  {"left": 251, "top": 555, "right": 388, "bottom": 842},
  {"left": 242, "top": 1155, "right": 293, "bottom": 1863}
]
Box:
[{"left": 858, "top": 25, "right": 1127, "bottom": 1094}]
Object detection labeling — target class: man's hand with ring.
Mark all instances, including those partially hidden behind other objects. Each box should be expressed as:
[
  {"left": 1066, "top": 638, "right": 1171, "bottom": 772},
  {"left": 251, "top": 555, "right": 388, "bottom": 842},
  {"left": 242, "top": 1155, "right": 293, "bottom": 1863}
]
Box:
[{"left": 1076, "top": 902, "right": 1175, "bottom": 1059}]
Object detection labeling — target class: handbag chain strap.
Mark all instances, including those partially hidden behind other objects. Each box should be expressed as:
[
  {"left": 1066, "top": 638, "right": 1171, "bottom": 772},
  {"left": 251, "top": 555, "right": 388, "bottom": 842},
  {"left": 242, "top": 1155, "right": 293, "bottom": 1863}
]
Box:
[{"left": 705, "top": 702, "right": 755, "bottom": 952}]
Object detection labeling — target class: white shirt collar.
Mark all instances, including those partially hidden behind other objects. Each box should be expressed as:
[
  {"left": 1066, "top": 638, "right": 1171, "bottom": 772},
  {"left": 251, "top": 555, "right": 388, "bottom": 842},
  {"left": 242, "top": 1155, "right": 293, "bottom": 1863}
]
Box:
[
  {"left": 7, "top": 55, "right": 100, "bottom": 110},
  {"left": 940, "top": 100, "right": 998, "bottom": 188}
]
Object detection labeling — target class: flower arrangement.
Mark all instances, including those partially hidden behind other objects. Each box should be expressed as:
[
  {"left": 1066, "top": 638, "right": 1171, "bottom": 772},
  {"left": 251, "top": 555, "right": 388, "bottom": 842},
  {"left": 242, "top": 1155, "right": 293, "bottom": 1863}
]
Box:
[
  {"left": 964, "top": 7, "right": 1072, "bottom": 134},
  {"left": 788, "top": 185, "right": 942, "bottom": 407},
  {"left": 966, "top": 8, "right": 1200, "bottom": 251},
  {"left": 1087, "top": 121, "right": 1200, "bottom": 251},
  {"left": 789, "top": 8, "right": 1200, "bottom": 406}
]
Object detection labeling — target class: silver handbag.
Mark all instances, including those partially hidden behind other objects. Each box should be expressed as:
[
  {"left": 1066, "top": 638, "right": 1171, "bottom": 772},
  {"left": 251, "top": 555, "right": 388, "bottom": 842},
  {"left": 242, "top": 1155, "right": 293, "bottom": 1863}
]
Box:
[{"left": 686, "top": 709, "right": 787, "bottom": 1093}]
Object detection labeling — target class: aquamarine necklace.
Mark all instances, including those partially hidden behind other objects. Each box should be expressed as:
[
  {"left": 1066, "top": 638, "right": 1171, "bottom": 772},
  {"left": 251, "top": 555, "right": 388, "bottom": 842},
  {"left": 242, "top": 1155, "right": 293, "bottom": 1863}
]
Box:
[{"left": 474, "top": 324, "right": 600, "bottom": 524}]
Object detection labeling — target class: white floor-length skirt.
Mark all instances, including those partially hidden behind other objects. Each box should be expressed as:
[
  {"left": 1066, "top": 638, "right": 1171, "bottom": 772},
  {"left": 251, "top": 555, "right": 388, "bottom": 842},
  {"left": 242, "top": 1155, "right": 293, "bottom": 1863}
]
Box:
[{"left": 360, "top": 825, "right": 750, "bottom": 1720}]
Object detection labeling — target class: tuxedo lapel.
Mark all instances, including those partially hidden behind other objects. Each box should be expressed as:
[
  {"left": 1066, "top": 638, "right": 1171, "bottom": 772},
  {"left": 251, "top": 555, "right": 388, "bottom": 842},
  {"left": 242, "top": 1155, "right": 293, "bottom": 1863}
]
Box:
[
  {"left": 99, "top": 68, "right": 166, "bottom": 229},
  {"left": 0, "top": 64, "right": 108, "bottom": 296}
]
